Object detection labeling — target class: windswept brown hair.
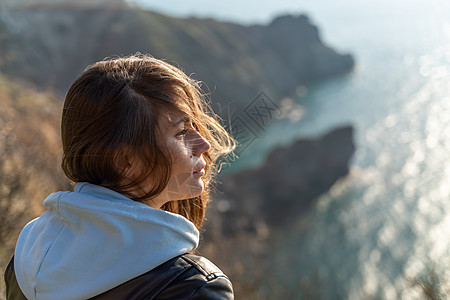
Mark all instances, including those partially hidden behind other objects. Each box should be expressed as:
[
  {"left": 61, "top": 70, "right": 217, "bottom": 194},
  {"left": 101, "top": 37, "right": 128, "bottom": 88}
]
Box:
[{"left": 61, "top": 54, "right": 235, "bottom": 229}]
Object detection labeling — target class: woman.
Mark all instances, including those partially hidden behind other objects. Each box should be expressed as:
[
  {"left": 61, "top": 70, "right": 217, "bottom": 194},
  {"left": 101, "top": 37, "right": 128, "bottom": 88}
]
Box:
[{"left": 5, "top": 54, "right": 236, "bottom": 299}]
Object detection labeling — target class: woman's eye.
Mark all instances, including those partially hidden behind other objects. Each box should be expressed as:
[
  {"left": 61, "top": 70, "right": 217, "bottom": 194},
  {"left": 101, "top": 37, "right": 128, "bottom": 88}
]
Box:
[{"left": 176, "top": 129, "right": 189, "bottom": 137}]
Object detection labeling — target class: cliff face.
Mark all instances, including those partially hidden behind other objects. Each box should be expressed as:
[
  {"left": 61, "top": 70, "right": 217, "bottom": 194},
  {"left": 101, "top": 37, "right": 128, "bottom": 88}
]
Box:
[{"left": 0, "top": 4, "right": 354, "bottom": 110}]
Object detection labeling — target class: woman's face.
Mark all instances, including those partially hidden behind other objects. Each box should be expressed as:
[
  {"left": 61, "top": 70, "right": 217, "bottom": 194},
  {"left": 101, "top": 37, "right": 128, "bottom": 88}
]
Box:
[{"left": 136, "top": 108, "right": 211, "bottom": 209}]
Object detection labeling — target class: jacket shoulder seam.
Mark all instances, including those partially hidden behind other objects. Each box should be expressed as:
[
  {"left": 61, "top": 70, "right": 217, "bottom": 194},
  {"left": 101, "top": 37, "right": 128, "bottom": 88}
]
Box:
[
  {"left": 190, "top": 275, "right": 232, "bottom": 299},
  {"left": 180, "top": 255, "right": 228, "bottom": 281}
]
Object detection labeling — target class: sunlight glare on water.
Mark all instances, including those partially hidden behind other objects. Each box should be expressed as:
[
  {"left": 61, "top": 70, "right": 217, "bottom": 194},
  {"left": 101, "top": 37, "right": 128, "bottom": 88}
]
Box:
[{"left": 254, "top": 1, "right": 450, "bottom": 298}]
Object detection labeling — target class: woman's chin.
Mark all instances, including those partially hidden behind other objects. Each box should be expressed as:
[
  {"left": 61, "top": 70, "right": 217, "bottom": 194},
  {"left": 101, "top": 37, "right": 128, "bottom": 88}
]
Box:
[
  {"left": 188, "top": 178, "right": 204, "bottom": 197},
  {"left": 164, "top": 175, "right": 205, "bottom": 201}
]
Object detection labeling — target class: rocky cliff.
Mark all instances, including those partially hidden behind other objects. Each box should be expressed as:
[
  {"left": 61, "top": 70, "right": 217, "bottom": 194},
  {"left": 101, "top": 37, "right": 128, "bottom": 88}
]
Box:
[{"left": 0, "top": 2, "right": 354, "bottom": 111}]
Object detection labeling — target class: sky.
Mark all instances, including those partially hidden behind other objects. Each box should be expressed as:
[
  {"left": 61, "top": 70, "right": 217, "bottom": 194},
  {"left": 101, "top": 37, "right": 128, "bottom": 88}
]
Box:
[
  {"left": 125, "top": 0, "right": 450, "bottom": 55},
  {"left": 125, "top": 0, "right": 444, "bottom": 25},
  {"left": 125, "top": 0, "right": 348, "bottom": 25}
]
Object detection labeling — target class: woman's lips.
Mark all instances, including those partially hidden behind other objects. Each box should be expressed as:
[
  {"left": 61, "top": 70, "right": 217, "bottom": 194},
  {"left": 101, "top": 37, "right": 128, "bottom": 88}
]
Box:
[{"left": 193, "top": 168, "right": 205, "bottom": 176}]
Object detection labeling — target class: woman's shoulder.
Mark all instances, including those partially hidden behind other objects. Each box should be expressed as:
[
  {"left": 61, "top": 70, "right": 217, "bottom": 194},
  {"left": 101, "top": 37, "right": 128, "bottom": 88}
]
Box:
[
  {"left": 91, "top": 254, "right": 234, "bottom": 300},
  {"left": 158, "top": 254, "right": 234, "bottom": 299},
  {"left": 4, "top": 254, "right": 234, "bottom": 300},
  {"left": 178, "top": 254, "right": 229, "bottom": 281}
]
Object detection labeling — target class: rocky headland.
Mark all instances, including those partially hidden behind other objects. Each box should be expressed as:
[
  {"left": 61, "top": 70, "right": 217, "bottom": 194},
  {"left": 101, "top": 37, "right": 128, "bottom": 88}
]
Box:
[{"left": 0, "top": 0, "right": 354, "bottom": 112}]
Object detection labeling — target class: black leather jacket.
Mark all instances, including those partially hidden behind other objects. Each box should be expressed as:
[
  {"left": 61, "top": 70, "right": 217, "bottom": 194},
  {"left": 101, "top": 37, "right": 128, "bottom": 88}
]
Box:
[{"left": 4, "top": 254, "right": 234, "bottom": 300}]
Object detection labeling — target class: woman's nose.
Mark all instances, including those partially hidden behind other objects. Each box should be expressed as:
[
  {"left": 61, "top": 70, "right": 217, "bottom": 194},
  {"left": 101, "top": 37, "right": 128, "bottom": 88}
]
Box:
[{"left": 192, "top": 132, "right": 211, "bottom": 156}]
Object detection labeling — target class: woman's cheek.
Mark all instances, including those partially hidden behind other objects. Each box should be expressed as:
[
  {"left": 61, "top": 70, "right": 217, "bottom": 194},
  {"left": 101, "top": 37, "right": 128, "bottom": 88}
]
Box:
[{"left": 170, "top": 147, "right": 191, "bottom": 171}]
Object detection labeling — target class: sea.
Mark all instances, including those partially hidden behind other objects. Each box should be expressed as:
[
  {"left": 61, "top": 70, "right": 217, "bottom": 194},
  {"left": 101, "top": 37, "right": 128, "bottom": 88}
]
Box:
[{"left": 137, "top": 0, "right": 450, "bottom": 298}]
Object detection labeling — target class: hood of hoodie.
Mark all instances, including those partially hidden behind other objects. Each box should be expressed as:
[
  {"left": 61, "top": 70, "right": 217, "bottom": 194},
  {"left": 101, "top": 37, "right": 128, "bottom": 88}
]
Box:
[{"left": 14, "top": 182, "right": 199, "bottom": 300}]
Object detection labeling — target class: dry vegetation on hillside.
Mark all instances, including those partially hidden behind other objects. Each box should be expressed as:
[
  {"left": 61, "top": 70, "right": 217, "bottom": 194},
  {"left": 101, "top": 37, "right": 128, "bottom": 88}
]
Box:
[{"left": 0, "top": 74, "right": 70, "bottom": 297}]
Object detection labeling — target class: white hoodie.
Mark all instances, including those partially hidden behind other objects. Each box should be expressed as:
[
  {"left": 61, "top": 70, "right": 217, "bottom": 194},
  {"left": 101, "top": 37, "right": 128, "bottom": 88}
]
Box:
[{"left": 14, "top": 182, "right": 199, "bottom": 300}]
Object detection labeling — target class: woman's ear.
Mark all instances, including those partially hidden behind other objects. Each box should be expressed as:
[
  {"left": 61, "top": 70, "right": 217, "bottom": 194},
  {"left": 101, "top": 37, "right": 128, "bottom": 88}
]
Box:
[{"left": 113, "top": 147, "right": 135, "bottom": 178}]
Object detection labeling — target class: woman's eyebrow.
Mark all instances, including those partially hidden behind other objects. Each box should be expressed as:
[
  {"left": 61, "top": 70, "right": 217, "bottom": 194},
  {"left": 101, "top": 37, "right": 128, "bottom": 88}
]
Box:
[{"left": 171, "top": 116, "right": 191, "bottom": 127}]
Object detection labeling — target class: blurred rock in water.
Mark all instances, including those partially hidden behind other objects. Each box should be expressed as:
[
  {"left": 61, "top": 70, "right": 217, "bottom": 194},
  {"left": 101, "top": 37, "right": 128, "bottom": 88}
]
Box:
[{"left": 207, "top": 125, "right": 355, "bottom": 235}]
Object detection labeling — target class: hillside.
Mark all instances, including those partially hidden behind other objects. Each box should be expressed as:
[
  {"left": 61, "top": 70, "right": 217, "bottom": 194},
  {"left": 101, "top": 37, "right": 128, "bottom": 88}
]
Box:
[
  {"left": 0, "top": 3, "right": 354, "bottom": 111},
  {"left": 0, "top": 74, "right": 68, "bottom": 252}
]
